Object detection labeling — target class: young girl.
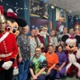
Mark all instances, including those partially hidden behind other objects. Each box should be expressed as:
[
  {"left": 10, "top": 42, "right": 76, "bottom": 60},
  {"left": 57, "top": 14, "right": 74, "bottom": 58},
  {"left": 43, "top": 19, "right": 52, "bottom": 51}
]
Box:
[
  {"left": 29, "top": 47, "right": 47, "bottom": 80},
  {"left": 56, "top": 45, "right": 67, "bottom": 79},
  {"left": 45, "top": 45, "right": 59, "bottom": 80}
]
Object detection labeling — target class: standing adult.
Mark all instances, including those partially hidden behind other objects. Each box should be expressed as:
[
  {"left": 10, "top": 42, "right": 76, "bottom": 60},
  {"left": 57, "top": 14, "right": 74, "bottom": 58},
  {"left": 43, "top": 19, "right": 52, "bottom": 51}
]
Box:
[
  {"left": 50, "top": 29, "right": 58, "bottom": 47},
  {"left": 17, "top": 26, "right": 30, "bottom": 80},
  {"left": 69, "top": 28, "right": 74, "bottom": 37},
  {"left": 60, "top": 27, "right": 69, "bottom": 49},
  {"left": 29, "top": 28, "right": 41, "bottom": 58},
  {"left": 0, "top": 12, "right": 18, "bottom": 80}
]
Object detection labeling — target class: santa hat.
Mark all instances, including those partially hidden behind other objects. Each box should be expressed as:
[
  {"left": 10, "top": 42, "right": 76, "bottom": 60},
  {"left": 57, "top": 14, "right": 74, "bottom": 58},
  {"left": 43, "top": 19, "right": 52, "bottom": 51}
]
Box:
[
  {"left": 6, "top": 8, "right": 27, "bottom": 27},
  {"left": 66, "top": 36, "right": 77, "bottom": 44},
  {"left": 42, "top": 25, "right": 48, "bottom": 30}
]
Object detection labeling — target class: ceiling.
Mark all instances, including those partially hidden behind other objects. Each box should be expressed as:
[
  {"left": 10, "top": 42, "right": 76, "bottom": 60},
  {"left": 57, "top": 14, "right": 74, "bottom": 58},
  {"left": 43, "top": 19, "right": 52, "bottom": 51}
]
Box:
[{"left": 47, "top": 0, "right": 80, "bottom": 16}]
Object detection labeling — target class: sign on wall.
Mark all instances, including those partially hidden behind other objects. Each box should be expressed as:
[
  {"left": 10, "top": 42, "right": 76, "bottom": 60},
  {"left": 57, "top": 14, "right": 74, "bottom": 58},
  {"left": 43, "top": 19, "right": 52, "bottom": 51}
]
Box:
[{"left": 56, "top": 8, "right": 66, "bottom": 22}]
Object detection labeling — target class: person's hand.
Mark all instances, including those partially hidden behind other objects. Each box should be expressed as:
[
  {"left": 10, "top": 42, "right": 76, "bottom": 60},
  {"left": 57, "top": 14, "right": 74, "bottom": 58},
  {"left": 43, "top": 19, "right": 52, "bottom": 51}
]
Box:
[
  {"left": 47, "top": 68, "right": 51, "bottom": 75},
  {"left": 61, "top": 41, "right": 64, "bottom": 46},
  {"left": 2, "top": 61, "right": 13, "bottom": 70},
  {"left": 40, "top": 43, "right": 44, "bottom": 48},
  {"left": 58, "top": 67, "right": 62, "bottom": 71},
  {"left": 18, "top": 56, "right": 22, "bottom": 63},
  {"left": 42, "top": 52, "right": 45, "bottom": 55},
  {"left": 30, "top": 53, "right": 34, "bottom": 58},
  {"left": 32, "top": 75, "right": 37, "bottom": 80}
]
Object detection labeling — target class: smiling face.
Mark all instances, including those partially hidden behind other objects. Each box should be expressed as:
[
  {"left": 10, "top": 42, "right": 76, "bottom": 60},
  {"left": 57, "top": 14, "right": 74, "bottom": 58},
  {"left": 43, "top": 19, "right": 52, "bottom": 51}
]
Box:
[
  {"left": 7, "top": 20, "right": 18, "bottom": 33},
  {"left": 31, "top": 29, "right": 36, "bottom": 37},
  {"left": 48, "top": 45, "right": 54, "bottom": 53},
  {"left": 7, "top": 20, "right": 20, "bottom": 37},
  {"left": 57, "top": 46, "right": 63, "bottom": 53},
  {"left": 66, "top": 38, "right": 77, "bottom": 52},
  {"left": 63, "top": 27, "right": 68, "bottom": 34},
  {"left": 69, "top": 28, "right": 74, "bottom": 35},
  {"left": 51, "top": 30, "right": 56, "bottom": 36},
  {"left": 0, "top": 22, "right": 7, "bottom": 32},
  {"left": 35, "top": 47, "right": 41, "bottom": 58},
  {"left": 22, "top": 26, "right": 29, "bottom": 35}
]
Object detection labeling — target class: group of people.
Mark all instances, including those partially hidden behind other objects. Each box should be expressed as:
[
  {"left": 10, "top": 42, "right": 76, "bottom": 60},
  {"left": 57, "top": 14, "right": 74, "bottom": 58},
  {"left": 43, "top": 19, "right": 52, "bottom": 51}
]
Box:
[
  {"left": 16, "top": 24, "right": 68, "bottom": 80},
  {"left": 0, "top": 7, "right": 80, "bottom": 80}
]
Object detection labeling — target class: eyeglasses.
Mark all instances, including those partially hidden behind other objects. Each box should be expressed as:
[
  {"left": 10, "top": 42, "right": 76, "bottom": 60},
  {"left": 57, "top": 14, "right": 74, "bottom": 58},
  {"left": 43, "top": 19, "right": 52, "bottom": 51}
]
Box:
[{"left": 35, "top": 50, "right": 41, "bottom": 52}]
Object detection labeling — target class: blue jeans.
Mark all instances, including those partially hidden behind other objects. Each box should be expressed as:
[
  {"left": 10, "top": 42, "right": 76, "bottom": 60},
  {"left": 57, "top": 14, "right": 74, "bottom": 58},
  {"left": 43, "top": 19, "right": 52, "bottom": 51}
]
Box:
[
  {"left": 46, "top": 69, "right": 56, "bottom": 80},
  {"left": 38, "top": 74, "right": 46, "bottom": 80},
  {"left": 18, "top": 60, "right": 30, "bottom": 80},
  {"left": 13, "top": 75, "right": 18, "bottom": 80}
]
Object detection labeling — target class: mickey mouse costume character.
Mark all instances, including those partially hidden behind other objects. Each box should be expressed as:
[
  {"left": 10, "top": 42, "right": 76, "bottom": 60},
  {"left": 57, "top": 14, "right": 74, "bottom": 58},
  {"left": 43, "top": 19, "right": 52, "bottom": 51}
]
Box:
[
  {"left": 6, "top": 8, "right": 27, "bottom": 38},
  {"left": 5, "top": 8, "right": 27, "bottom": 77},
  {"left": 0, "top": 6, "right": 18, "bottom": 80},
  {"left": 62, "top": 35, "right": 80, "bottom": 78}
]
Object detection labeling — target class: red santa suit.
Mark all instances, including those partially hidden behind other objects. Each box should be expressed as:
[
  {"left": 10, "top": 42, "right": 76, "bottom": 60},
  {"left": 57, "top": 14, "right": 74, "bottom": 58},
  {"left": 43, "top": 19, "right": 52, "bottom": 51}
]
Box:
[
  {"left": 65, "top": 38, "right": 80, "bottom": 78},
  {"left": 37, "top": 31, "right": 50, "bottom": 53},
  {"left": 0, "top": 31, "right": 18, "bottom": 70}
]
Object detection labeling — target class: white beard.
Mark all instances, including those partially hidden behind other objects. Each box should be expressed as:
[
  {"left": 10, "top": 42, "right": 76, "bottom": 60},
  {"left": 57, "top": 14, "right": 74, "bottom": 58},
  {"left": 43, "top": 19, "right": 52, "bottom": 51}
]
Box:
[{"left": 40, "top": 31, "right": 47, "bottom": 38}]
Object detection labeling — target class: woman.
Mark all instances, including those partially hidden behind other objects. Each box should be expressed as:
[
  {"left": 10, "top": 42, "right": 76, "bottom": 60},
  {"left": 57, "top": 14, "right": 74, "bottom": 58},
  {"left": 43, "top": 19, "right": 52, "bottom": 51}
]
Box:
[
  {"left": 29, "top": 47, "right": 47, "bottom": 80},
  {"left": 56, "top": 45, "right": 67, "bottom": 79},
  {"left": 29, "top": 29, "right": 41, "bottom": 58},
  {"left": 45, "top": 45, "right": 59, "bottom": 80},
  {"left": 50, "top": 29, "right": 58, "bottom": 47}
]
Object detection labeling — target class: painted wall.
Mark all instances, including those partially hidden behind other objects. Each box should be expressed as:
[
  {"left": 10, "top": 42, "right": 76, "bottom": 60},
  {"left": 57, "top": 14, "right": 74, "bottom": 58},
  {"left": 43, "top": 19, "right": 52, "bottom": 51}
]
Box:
[
  {"left": 0, "top": 0, "right": 30, "bottom": 26},
  {"left": 0, "top": 0, "right": 16, "bottom": 11},
  {"left": 68, "top": 15, "right": 80, "bottom": 29}
]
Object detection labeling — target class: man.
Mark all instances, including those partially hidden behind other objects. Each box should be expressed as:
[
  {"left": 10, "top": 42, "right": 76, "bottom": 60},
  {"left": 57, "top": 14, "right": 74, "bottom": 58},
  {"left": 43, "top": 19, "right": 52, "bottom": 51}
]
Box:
[
  {"left": 0, "top": 13, "right": 18, "bottom": 80},
  {"left": 60, "top": 27, "right": 69, "bottom": 49},
  {"left": 35, "top": 27, "right": 40, "bottom": 36},
  {"left": 37, "top": 25, "right": 50, "bottom": 53},
  {"left": 69, "top": 28, "right": 74, "bottom": 37},
  {"left": 17, "top": 25, "right": 30, "bottom": 80},
  {"left": 62, "top": 27, "right": 69, "bottom": 36}
]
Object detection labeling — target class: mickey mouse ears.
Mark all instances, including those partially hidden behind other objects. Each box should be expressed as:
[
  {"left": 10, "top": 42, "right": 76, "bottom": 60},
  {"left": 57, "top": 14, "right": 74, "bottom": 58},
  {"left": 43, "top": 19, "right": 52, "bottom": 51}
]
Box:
[
  {"left": 75, "top": 35, "right": 80, "bottom": 44},
  {"left": 6, "top": 8, "right": 27, "bottom": 27},
  {"left": 61, "top": 35, "right": 69, "bottom": 42}
]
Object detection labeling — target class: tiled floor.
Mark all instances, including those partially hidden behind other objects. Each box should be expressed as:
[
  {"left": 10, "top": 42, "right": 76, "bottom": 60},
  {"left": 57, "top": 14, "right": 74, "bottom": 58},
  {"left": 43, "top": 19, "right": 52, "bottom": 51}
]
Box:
[
  {"left": 64, "top": 76, "right": 79, "bottom": 80},
  {"left": 55, "top": 76, "right": 80, "bottom": 80}
]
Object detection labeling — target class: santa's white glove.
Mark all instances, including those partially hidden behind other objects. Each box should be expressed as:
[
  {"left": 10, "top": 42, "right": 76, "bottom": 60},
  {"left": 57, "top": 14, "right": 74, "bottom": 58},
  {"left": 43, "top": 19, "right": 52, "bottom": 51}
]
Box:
[
  {"left": 2, "top": 61, "right": 13, "bottom": 70},
  {"left": 40, "top": 43, "right": 44, "bottom": 48}
]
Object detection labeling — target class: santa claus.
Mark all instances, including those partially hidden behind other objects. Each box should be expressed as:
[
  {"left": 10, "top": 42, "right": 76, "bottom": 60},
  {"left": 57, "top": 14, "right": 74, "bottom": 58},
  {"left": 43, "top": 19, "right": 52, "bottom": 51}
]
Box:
[{"left": 37, "top": 25, "right": 50, "bottom": 53}]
